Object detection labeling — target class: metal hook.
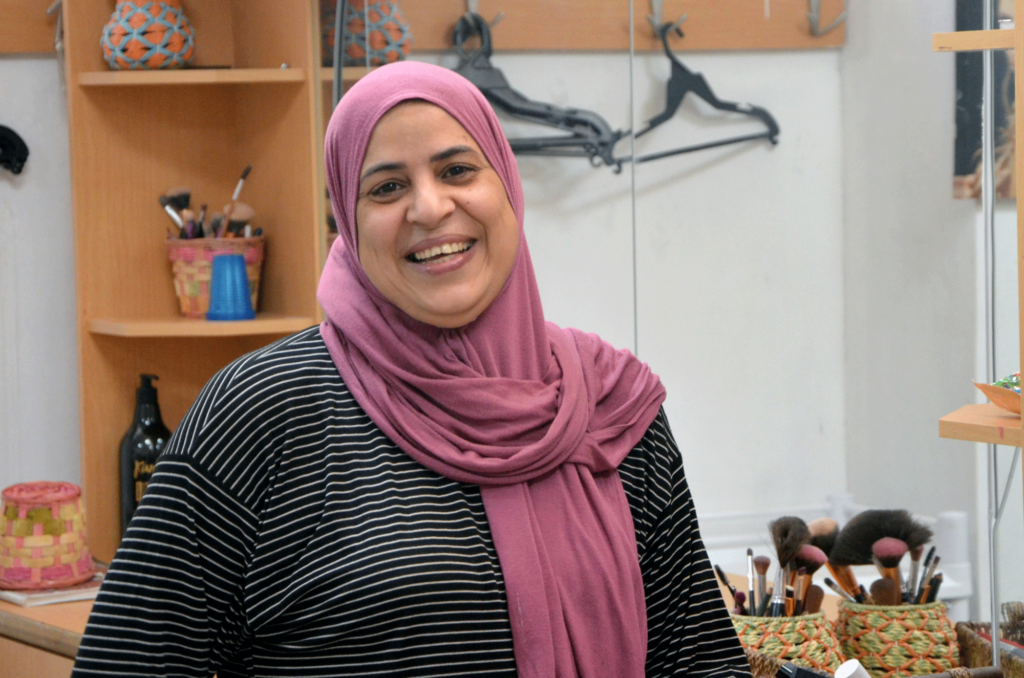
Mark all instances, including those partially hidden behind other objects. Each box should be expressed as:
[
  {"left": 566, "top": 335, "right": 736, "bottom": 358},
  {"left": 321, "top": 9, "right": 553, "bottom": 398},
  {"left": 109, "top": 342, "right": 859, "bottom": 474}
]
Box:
[
  {"left": 808, "top": 0, "right": 846, "bottom": 37},
  {"left": 647, "top": 0, "right": 686, "bottom": 36},
  {"left": 464, "top": 0, "right": 504, "bottom": 30}
]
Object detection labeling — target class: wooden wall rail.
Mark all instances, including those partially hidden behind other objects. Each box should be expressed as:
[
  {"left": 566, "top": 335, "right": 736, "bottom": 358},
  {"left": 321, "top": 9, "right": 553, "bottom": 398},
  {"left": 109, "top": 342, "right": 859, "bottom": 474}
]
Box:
[
  {"left": 0, "top": 0, "right": 58, "bottom": 55},
  {"left": 399, "top": 0, "right": 846, "bottom": 52},
  {"left": 2, "top": 0, "right": 845, "bottom": 57}
]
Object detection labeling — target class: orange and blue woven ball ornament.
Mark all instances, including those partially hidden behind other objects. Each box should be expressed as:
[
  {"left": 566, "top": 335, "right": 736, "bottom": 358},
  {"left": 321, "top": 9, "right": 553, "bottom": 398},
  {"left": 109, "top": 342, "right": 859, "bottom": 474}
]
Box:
[
  {"left": 101, "top": 0, "right": 195, "bottom": 70},
  {"left": 322, "top": 0, "right": 411, "bottom": 67}
]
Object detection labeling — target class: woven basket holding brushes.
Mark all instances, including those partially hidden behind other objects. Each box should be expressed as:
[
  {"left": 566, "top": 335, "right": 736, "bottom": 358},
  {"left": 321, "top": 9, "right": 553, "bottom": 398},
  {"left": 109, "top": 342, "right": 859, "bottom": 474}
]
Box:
[
  {"left": 733, "top": 612, "right": 846, "bottom": 673},
  {"left": 956, "top": 622, "right": 1024, "bottom": 678},
  {"left": 166, "top": 237, "right": 264, "bottom": 318},
  {"left": 836, "top": 601, "right": 959, "bottom": 678}
]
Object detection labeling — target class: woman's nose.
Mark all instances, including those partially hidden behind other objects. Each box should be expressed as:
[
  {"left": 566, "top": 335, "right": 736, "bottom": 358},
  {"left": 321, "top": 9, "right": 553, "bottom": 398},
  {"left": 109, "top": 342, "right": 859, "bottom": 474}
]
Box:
[{"left": 406, "top": 178, "right": 455, "bottom": 228}]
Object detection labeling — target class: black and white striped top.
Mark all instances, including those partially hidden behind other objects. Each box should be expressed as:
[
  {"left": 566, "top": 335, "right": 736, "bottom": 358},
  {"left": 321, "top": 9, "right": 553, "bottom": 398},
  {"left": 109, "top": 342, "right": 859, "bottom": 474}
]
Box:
[{"left": 72, "top": 327, "right": 749, "bottom": 678}]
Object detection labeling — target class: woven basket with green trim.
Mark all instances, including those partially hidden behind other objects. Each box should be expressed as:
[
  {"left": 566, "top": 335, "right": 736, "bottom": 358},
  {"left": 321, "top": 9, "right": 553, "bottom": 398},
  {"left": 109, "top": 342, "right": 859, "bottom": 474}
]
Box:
[
  {"left": 733, "top": 612, "right": 845, "bottom": 673},
  {"left": 836, "top": 600, "right": 959, "bottom": 678}
]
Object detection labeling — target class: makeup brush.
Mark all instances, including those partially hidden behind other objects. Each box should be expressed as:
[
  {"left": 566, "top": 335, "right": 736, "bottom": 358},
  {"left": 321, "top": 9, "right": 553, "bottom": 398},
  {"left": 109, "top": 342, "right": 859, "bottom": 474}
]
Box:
[
  {"left": 209, "top": 212, "right": 224, "bottom": 239},
  {"left": 166, "top": 186, "right": 191, "bottom": 212},
  {"left": 826, "top": 561, "right": 865, "bottom": 603},
  {"left": 159, "top": 195, "right": 184, "bottom": 235},
  {"left": 793, "top": 544, "right": 827, "bottom": 610},
  {"left": 196, "top": 203, "right": 207, "bottom": 238},
  {"left": 746, "top": 549, "right": 756, "bottom": 616},
  {"left": 793, "top": 566, "right": 808, "bottom": 615},
  {"left": 219, "top": 164, "right": 253, "bottom": 237},
  {"left": 925, "top": 573, "right": 944, "bottom": 603},
  {"left": 917, "top": 556, "right": 941, "bottom": 604},
  {"left": 872, "top": 537, "right": 908, "bottom": 591},
  {"left": 915, "top": 546, "right": 936, "bottom": 602},
  {"left": 180, "top": 208, "right": 196, "bottom": 239},
  {"left": 829, "top": 510, "right": 932, "bottom": 567},
  {"left": 824, "top": 577, "right": 856, "bottom": 603},
  {"left": 753, "top": 555, "right": 771, "bottom": 610},
  {"left": 770, "top": 516, "right": 811, "bottom": 575},
  {"left": 732, "top": 590, "right": 747, "bottom": 615},
  {"left": 714, "top": 564, "right": 739, "bottom": 606},
  {"left": 795, "top": 545, "right": 828, "bottom": 578},
  {"left": 767, "top": 567, "right": 787, "bottom": 617},
  {"left": 808, "top": 517, "right": 839, "bottom": 557},
  {"left": 803, "top": 585, "right": 825, "bottom": 614},
  {"left": 869, "top": 577, "right": 902, "bottom": 606},
  {"left": 223, "top": 202, "right": 255, "bottom": 237}
]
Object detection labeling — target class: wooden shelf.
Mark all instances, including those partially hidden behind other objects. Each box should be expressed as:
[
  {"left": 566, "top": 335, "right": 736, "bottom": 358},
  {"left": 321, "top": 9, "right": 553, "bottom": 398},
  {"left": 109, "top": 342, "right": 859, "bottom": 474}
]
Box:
[
  {"left": 939, "top": 403, "right": 1022, "bottom": 447},
  {"left": 933, "top": 29, "right": 1015, "bottom": 52},
  {"left": 319, "top": 66, "right": 373, "bottom": 84},
  {"left": 88, "top": 313, "right": 316, "bottom": 338},
  {"left": 78, "top": 68, "right": 306, "bottom": 86}
]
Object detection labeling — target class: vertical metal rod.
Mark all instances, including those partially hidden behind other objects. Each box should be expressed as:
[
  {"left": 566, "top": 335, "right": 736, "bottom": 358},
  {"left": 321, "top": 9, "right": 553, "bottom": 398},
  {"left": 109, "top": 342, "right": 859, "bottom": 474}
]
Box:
[
  {"left": 983, "top": 0, "right": 1000, "bottom": 666},
  {"left": 626, "top": 0, "right": 634, "bottom": 358}
]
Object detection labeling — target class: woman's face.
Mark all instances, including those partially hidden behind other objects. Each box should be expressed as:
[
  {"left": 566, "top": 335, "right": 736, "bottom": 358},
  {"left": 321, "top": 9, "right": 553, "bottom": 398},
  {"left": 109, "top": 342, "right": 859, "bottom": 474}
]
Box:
[{"left": 355, "top": 101, "right": 519, "bottom": 328}]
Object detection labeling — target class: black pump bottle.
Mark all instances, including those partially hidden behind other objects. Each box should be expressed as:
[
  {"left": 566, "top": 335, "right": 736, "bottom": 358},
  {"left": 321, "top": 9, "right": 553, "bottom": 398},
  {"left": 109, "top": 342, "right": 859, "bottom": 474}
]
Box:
[{"left": 119, "top": 374, "right": 172, "bottom": 536}]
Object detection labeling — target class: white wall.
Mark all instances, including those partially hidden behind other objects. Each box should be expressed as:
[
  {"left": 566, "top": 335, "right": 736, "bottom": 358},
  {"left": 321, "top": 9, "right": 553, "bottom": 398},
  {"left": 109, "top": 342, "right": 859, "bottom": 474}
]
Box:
[
  {"left": 426, "top": 48, "right": 848, "bottom": 527},
  {"left": 840, "top": 1, "right": 979, "bottom": 609},
  {"left": 0, "top": 55, "right": 80, "bottom": 490}
]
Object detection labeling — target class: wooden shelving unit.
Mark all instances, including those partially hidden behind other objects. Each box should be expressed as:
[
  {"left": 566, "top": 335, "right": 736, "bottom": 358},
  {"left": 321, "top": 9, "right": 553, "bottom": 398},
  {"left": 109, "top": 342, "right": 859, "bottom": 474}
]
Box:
[
  {"left": 935, "top": 14, "right": 1024, "bottom": 448},
  {"left": 63, "top": 0, "right": 326, "bottom": 562}
]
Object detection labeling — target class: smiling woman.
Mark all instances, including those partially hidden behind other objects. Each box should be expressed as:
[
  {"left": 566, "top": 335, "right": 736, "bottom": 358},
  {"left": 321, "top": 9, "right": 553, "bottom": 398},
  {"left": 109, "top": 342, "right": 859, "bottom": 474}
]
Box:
[
  {"left": 70, "top": 61, "right": 751, "bottom": 678},
  {"left": 355, "top": 101, "right": 519, "bottom": 328}
]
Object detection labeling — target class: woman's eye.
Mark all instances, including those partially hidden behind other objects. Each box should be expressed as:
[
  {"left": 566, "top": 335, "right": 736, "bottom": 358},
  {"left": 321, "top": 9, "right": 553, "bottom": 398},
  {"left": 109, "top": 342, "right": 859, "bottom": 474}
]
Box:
[
  {"left": 443, "top": 164, "right": 476, "bottom": 180},
  {"left": 369, "top": 180, "right": 403, "bottom": 197}
]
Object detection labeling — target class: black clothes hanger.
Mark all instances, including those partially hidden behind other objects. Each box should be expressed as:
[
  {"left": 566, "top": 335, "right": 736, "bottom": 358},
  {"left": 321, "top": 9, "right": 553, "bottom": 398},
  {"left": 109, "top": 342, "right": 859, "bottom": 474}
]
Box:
[
  {"left": 452, "top": 13, "right": 626, "bottom": 169},
  {"left": 0, "top": 126, "right": 29, "bottom": 175},
  {"left": 628, "top": 22, "right": 779, "bottom": 164}
]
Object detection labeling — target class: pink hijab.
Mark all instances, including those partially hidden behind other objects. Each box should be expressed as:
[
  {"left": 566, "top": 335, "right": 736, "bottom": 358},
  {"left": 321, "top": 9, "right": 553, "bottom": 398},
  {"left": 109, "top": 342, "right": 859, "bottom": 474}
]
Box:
[{"left": 318, "top": 61, "right": 666, "bottom": 678}]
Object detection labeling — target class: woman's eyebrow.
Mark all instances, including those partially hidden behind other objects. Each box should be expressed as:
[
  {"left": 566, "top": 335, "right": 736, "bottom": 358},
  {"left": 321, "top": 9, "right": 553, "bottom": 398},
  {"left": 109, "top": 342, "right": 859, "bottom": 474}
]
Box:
[
  {"left": 430, "top": 145, "right": 474, "bottom": 163},
  {"left": 360, "top": 146, "right": 477, "bottom": 183}
]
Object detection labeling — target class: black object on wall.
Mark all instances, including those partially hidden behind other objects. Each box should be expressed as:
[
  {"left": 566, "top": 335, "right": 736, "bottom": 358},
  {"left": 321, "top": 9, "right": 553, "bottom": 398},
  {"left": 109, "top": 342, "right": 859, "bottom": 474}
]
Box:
[{"left": 0, "top": 125, "right": 29, "bottom": 175}]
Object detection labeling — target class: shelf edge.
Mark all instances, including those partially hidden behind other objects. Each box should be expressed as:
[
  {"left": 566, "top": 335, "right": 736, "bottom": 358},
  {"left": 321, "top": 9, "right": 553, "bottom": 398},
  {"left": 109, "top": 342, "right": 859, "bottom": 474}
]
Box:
[
  {"left": 938, "top": 403, "right": 1022, "bottom": 447},
  {"left": 88, "top": 315, "right": 316, "bottom": 337},
  {"left": 79, "top": 68, "right": 306, "bottom": 87},
  {"left": 933, "top": 30, "right": 1015, "bottom": 52}
]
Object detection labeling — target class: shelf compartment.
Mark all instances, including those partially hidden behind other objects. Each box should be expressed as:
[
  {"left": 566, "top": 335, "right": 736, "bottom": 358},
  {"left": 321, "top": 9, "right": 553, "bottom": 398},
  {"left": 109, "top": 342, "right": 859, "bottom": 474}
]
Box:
[
  {"left": 88, "top": 313, "right": 316, "bottom": 337},
  {"left": 319, "top": 67, "right": 373, "bottom": 84},
  {"left": 79, "top": 68, "right": 306, "bottom": 86},
  {"left": 933, "top": 30, "right": 1015, "bottom": 52},
  {"left": 939, "top": 403, "right": 1021, "bottom": 447}
]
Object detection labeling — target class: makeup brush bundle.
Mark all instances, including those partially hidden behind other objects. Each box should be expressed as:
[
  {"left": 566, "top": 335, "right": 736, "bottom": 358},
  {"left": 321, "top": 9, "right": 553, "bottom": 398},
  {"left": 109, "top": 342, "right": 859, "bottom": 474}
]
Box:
[
  {"left": 825, "top": 509, "right": 939, "bottom": 607},
  {"left": 715, "top": 516, "right": 829, "bottom": 617},
  {"left": 158, "top": 166, "right": 260, "bottom": 240}
]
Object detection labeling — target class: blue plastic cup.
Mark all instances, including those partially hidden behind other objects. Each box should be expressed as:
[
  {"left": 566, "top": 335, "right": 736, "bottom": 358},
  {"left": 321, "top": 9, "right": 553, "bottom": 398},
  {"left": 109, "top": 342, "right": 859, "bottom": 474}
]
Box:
[{"left": 206, "top": 254, "right": 255, "bottom": 321}]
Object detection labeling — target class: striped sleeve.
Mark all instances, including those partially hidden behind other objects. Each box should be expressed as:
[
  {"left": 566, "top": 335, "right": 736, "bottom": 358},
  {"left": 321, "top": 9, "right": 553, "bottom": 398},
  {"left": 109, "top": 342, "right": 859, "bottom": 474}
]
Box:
[
  {"left": 72, "top": 364, "right": 259, "bottom": 677},
  {"left": 620, "top": 409, "right": 752, "bottom": 678}
]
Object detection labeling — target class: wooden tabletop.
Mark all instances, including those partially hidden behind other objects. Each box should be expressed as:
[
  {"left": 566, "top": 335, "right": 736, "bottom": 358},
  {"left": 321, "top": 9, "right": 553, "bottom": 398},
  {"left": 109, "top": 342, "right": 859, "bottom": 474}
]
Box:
[
  {"left": 0, "top": 599, "right": 92, "bottom": 659},
  {"left": 0, "top": 572, "right": 831, "bottom": 660}
]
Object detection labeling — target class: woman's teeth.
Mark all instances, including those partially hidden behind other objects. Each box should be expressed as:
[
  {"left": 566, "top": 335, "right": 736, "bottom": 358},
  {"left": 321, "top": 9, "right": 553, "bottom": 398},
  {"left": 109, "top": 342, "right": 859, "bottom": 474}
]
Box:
[{"left": 410, "top": 241, "right": 473, "bottom": 262}]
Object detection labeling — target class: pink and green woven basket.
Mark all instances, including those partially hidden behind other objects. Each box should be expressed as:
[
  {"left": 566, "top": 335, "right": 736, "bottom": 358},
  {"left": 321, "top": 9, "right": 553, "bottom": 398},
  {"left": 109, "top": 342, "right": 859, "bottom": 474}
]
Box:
[{"left": 0, "top": 481, "right": 94, "bottom": 590}]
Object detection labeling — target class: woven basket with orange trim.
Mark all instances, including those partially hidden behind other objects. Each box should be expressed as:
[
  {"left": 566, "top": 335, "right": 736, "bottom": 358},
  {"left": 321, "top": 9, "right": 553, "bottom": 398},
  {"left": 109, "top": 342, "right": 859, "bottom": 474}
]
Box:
[
  {"left": 166, "top": 237, "right": 264, "bottom": 318},
  {"left": 733, "top": 612, "right": 846, "bottom": 673},
  {"left": 836, "top": 601, "right": 959, "bottom": 678}
]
